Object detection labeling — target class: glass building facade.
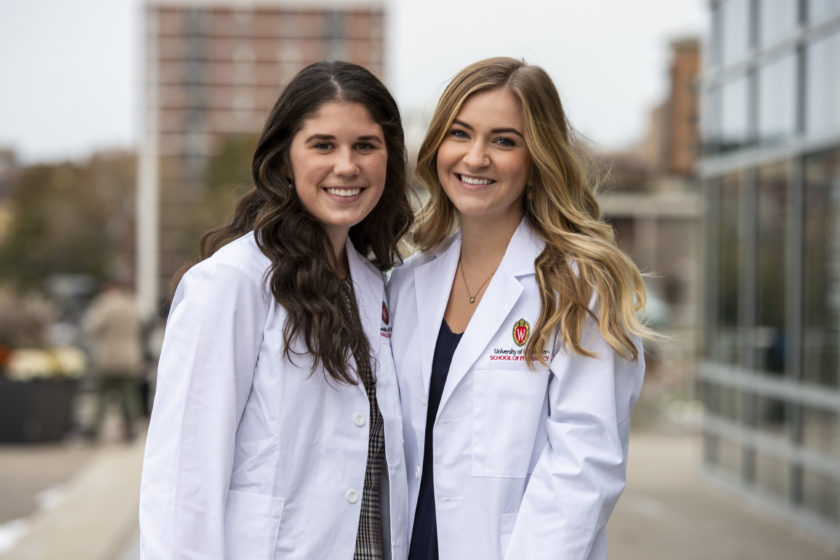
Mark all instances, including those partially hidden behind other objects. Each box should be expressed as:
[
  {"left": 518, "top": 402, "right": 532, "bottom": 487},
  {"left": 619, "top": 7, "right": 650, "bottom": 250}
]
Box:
[{"left": 701, "top": 0, "right": 840, "bottom": 545}]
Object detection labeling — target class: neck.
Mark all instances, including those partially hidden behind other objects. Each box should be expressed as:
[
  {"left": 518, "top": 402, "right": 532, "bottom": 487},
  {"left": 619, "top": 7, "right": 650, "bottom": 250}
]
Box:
[{"left": 459, "top": 214, "right": 522, "bottom": 267}]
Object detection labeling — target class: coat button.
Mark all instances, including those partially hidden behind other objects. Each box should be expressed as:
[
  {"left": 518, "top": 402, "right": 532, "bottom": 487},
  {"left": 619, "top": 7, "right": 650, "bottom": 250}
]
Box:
[
  {"left": 353, "top": 413, "right": 366, "bottom": 427},
  {"left": 345, "top": 489, "right": 359, "bottom": 504},
  {"left": 415, "top": 465, "right": 421, "bottom": 479},
  {"left": 421, "top": 393, "right": 427, "bottom": 405}
]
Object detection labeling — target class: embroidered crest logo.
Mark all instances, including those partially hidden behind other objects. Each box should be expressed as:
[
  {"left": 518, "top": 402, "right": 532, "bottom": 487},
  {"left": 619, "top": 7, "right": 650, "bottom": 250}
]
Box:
[
  {"left": 381, "top": 301, "right": 390, "bottom": 325},
  {"left": 512, "top": 318, "right": 530, "bottom": 347}
]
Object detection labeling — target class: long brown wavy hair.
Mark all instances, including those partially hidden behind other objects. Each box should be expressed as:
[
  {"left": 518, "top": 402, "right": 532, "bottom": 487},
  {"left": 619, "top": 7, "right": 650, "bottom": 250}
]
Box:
[
  {"left": 186, "top": 61, "right": 413, "bottom": 384},
  {"left": 414, "top": 57, "right": 650, "bottom": 362}
]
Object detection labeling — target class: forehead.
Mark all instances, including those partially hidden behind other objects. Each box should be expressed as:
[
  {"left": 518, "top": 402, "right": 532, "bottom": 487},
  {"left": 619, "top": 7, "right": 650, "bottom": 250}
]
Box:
[
  {"left": 455, "top": 88, "right": 523, "bottom": 128},
  {"left": 300, "top": 101, "right": 382, "bottom": 133}
]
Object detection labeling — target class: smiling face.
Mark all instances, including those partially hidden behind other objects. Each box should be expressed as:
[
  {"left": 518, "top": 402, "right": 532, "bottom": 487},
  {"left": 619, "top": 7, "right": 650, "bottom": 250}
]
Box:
[
  {"left": 435, "top": 87, "right": 531, "bottom": 229},
  {"left": 289, "top": 101, "right": 387, "bottom": 254}
]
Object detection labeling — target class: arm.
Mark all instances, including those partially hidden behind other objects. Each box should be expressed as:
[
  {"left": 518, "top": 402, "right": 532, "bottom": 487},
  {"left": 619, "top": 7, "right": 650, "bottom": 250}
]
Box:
[
  {"left": 139, "top": 261, "right": 268, "bottom": 559},
  {"left": 505, "top": 316, "right": 645, "bottom": 560}
]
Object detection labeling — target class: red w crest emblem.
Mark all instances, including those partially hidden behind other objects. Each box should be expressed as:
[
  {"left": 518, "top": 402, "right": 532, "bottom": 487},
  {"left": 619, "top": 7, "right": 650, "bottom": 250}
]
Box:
[{"left": 512, "top": 319, "right": 530, "bottom": 347}]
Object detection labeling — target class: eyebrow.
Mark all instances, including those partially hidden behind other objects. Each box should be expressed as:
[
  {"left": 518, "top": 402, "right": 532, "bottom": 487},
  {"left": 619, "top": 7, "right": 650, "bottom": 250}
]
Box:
[
  {"left": 304, "top": 134, "right": 383, "bottom": 143},
  {"left": 452, "top": 119, "right": 525, "bottom": 139}
]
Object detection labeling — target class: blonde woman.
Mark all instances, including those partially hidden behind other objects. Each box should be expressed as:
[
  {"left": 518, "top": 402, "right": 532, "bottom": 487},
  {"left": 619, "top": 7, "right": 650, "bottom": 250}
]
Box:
[{"left": 388, "top": 57, "right": 651, "bottom": 560}]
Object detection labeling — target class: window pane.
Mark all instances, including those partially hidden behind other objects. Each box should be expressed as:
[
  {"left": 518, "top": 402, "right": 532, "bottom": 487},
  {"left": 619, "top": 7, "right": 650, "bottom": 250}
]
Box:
[
  {"left": 806, "top": 31, "right": 840, "bottom": 136},
  {"left": 809, "top": 0, "right": 840, "bottom": 22},
  {"left": 703, "top": 380, "right": 721, "bottom": 414},
  {"left": 716, "top": 173, "right": 745, "bottom": 363},
  {"left": 802, "top": 407, "right": 840, "bottom": 458},
  {"left": 755, "top": 451, "right": 789, "bottom": 496},
  {"left": 709, "top": 2, "right": 722, "bottom": 68},
  {"left": 721, "top": 74, "right": 750, "bottom": 151},
  {"left": 721, "top": 386, "right": 739, "bottom": 421},
  {"left": 758, "top": 53, "right": 797, "bottom": 144},
  {"left": 760, "top": 0, "right": 799, "bottom": 46},
  {"left": 802, "top": 469, "right": 839, "bottom": 520},
  {"left": 756, "top": 396, "right": 789, "bottom": 438},
  {"left": 755, "top": 162, "right": 788, "bottom": 373},
  {"left": 702, "top": 86, "right": 722, "bottom": 154},
  {"left": 803, "top": 149, "right": 840, "bottom": 387},
  {"left": 718, "top": 437, "right": 743, "bottom": 477},
  {"left": 704, "top": 431, "right": 720, "bottom": 465},
  {"left": 722, "top": 0, "right": 751, "bottom": 65}
]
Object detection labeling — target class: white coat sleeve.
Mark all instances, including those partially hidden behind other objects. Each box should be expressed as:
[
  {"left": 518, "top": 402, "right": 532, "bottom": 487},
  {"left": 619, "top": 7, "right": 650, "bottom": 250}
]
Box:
[
  {"left": 139, "top": 261, "right": 268, "bottom": 559},
  {"left": 504, "top": 316, "right": 645, "bottom": 560}
]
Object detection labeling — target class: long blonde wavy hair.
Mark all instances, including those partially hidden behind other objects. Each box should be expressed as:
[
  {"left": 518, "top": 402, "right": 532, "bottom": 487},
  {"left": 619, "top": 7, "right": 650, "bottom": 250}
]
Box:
[{"left": 414, "top": 57, "right": 650, "bottom": 362}]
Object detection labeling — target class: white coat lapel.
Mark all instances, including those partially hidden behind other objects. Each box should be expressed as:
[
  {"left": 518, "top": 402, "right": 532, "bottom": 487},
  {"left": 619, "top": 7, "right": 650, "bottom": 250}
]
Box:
[
  {"left": 437, "top": 219, "right": 546, "bottom": 416},
  {"left": 346, "top": 239, "right": 384, "bottom": 377},
  {"left": 413, "top": 234, "right": 462, "bottom": 399}
]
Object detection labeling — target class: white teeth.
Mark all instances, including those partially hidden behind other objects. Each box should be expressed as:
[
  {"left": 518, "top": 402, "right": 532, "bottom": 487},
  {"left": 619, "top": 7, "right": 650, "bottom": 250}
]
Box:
[
  {"left": 459, "top": 175, "right": 493, "bottom": 185},
  {"left": 325, "top": 187, "right": 362, "bottom": 197}
]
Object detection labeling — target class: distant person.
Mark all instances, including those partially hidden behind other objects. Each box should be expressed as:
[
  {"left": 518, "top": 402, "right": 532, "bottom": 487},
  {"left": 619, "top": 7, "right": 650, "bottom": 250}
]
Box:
[
  {"left": 82, "top": 280, "right": 144, "bottom": 442},
  {"left": 139, "top": 61, "right": 413, "bottom": 559},
  {"left": 388, "top": 57, "right": 654, "bottom": 559}
]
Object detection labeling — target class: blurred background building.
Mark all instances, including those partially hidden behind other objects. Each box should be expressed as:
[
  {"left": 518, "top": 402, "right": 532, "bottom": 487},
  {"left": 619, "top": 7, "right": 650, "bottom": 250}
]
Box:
[
  {"left": 592, "top": 37, "right": 704, "bottom": 418},
  {"left": 699, "top": 0, "right": 840, "bottom": 545},
  {"left": 600, "top": 36, "right": 704, "bottom": 333},
  {"left": 138, "top": 0, "right": 385, "bottom": 317}
]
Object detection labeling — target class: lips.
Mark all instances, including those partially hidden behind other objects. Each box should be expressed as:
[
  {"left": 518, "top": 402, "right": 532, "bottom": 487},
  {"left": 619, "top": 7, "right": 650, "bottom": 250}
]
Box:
[
  {"left": 324, "top": 187, "right": 364, "bottom": 197},
  {"left": 456, "top": 173, "right": 495, "bottom": 186}
]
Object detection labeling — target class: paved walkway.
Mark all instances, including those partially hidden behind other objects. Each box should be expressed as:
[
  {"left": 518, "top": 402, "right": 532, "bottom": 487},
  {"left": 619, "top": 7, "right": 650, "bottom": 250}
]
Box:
[
  {"left": 609, "top": 431, "right": 838, "bottom": 560},
  {"left": 0, "top": 439, "right": 95, "bottom": 525},
  {"left": 0, "top": 435, "right": 144, "bottom": 560},
  {"left": 1, "top": 428, "right": 837, "bottom": 559}
]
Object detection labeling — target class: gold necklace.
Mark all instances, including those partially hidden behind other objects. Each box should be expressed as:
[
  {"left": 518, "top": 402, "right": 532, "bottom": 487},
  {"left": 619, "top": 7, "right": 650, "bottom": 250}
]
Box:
[{"left": 459, "top": 258, "right": 497, "bottom": 304}]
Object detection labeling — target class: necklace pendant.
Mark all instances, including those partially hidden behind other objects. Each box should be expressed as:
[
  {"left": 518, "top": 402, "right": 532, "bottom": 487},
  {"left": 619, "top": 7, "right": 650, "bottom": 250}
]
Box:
[{"left": 469, "top": 297, "right": 476, "bottom": 304}]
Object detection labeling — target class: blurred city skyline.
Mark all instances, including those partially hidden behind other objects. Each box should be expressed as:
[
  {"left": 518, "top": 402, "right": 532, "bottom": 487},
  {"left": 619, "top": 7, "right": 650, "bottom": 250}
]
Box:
[{"left": 0, "top": 0, "right": 706, "bottom": 164}]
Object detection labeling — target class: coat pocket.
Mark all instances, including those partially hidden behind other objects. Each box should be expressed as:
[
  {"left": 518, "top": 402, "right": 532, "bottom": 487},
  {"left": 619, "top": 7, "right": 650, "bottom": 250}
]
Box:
[
  {"left": 224, "top": 490, "right": 285, "bottom": 559},
  {"left": 472, "top": 369, "right": 549, "bottom": 478}
]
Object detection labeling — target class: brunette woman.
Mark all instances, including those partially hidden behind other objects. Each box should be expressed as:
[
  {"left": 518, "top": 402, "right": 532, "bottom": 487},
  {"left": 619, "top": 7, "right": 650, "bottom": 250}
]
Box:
[{"left": 140, "top": 61, "right": 412, "bottom": 560}]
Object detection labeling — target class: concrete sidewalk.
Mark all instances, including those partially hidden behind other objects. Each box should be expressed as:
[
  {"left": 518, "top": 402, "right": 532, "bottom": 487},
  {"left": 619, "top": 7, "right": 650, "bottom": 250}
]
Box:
[
  {"left": 0, "top": 435, "right": 144, "bottom": 560},
  {"left": 609, "top": 431, "right": 838, "bottom": 560},
  {"left": 1, "top": 429, "right": 838, "bottom": 559}
]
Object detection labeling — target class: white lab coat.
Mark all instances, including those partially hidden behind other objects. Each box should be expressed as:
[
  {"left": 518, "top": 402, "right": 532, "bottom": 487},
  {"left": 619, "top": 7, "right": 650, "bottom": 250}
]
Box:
[
  {"left": 388, "top": 219, "right": 644, "bottom": 560},
  {"left": 139, "top": 233, "right": 409, "bottom": 560}
]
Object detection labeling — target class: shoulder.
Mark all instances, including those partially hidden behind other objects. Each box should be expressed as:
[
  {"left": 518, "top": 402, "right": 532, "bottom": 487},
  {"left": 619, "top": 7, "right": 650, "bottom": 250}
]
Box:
[
  {"left": 170, "top": 233, "right": 274, "bottom": 325},
  {"left": 388, "top": 250, "right": 424, "bottom": 285},
  {"left": 389, "top": 233, "right": 458, "bottom": 289},
  {"left": 349, "top": 243, "right": 387, "bottom": 284},
  {"left": 178, "top": 233, "right": 271, "bottom": 299},
  {"left": 192, "top": 233, "right": 268, "bottom": 279}
]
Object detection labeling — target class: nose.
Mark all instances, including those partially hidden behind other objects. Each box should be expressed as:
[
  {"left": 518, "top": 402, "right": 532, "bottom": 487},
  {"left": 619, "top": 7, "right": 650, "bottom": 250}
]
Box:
[
  {"left": 334, "top": 147, "right": 360, "bottom": 176},
  {"left": 463, "top": 141, "right": 489, "bottom": 168}
]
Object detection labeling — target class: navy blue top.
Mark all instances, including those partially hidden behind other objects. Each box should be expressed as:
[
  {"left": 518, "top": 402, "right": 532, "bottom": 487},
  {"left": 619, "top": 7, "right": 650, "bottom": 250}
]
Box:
[{"left": 407, "top": 319, "right": 463, "bottom": 560}]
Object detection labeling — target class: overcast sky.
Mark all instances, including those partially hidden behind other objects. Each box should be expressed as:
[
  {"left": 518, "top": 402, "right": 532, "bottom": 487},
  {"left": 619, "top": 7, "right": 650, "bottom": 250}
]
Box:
[{"left": 0, "top": 0, "right": 706, "bottom": 164}]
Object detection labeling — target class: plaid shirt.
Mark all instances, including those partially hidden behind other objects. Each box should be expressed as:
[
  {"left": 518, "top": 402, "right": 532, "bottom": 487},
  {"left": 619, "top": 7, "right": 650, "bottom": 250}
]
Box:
[{"left": 341, "top": 279, "right": 385, "bottom": 560}]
